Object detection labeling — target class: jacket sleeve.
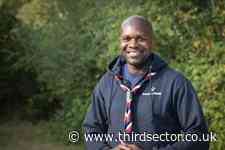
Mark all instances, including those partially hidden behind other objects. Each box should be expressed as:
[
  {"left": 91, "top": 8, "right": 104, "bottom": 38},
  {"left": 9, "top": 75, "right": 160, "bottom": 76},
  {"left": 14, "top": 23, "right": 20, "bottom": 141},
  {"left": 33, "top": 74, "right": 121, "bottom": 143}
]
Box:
[
  {"left": 156, "top": 76, "right": 209, "bottom": 150},
  {"left": 82, "top": 81, "right": 111, "bottom": 150}
]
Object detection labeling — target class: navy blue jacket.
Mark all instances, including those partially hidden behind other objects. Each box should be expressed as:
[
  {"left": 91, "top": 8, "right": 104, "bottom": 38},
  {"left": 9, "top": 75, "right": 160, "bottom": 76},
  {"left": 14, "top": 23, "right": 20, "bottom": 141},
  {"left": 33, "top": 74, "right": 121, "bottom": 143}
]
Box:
[{"left": 83, "top": 53, "right": 209, "bottom": 150}]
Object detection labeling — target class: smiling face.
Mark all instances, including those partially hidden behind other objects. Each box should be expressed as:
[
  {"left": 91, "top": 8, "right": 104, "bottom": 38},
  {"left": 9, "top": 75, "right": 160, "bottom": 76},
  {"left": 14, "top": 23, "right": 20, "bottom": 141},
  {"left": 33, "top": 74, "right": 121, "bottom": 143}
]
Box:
[{"left": 120, "top": 18, "right": 153, "bottom": 67}]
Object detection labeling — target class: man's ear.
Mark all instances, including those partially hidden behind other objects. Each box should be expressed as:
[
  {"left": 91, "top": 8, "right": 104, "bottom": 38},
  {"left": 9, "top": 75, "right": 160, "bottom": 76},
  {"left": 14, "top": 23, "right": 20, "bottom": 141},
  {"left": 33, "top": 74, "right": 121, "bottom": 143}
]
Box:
[
  {"left": 151, "top": 40, "right": 154, "bottom": 49},
  {"left": 150, "top": 29, "right": 156, "bottom": 49}
]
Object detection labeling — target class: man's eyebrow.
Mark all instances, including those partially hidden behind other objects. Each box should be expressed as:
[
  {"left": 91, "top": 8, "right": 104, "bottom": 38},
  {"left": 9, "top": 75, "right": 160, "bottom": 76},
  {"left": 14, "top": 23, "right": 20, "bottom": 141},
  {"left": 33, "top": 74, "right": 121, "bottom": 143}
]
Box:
[{"left": 120, "top": 34, "right": 149, "bottom": 40}]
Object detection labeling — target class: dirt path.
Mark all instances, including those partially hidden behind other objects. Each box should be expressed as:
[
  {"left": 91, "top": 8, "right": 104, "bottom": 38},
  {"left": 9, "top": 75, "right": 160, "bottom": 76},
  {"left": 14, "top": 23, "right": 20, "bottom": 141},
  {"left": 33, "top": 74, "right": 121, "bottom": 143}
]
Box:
[{"left": 0, "top": 121, "right": 84, "bottom": 150}]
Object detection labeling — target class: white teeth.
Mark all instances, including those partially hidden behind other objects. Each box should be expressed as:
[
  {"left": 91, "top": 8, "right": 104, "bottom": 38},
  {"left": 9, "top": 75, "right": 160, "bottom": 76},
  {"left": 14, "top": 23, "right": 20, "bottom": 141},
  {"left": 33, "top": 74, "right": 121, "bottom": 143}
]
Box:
[
  {"left": 129, "top": 51, "right": 139, "bottom": 56},
  {"left": 128, "top": 51, "right": 137, "bottom": 54},
  {"left": 130, "top": 52, "right": 136, "bottom": 54}
]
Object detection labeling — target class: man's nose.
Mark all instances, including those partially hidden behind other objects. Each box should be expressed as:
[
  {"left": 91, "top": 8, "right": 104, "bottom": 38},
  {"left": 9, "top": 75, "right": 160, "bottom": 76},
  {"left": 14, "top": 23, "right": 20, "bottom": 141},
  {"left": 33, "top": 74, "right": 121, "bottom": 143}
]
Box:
[{"left": 129, "top": 39, "right": 138, "bottom": 48}]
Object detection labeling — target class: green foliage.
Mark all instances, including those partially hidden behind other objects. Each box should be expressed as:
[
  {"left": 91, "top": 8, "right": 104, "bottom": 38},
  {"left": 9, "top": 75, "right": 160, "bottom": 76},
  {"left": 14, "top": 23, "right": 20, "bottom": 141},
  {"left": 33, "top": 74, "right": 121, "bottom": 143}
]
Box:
[{"left": 0, "top": 0, "right": 225, "bottom": 149}]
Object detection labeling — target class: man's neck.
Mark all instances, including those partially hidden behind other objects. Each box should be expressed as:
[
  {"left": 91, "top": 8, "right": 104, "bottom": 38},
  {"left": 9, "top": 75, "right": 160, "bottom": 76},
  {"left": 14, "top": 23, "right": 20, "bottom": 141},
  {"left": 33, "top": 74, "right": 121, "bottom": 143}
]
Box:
[{"left": 127, "top": 63, "right": 146, "bottom": 75}]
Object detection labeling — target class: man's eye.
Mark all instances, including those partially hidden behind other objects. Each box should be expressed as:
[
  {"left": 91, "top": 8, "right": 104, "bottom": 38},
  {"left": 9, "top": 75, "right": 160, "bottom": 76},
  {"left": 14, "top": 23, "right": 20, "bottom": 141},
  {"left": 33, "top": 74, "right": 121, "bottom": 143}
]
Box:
[
  {"left": 138, "top": 37, "right": 146, "bottom": 42},
  {"left": 122, "top": 37, "right": 130, "bottom": 42}
]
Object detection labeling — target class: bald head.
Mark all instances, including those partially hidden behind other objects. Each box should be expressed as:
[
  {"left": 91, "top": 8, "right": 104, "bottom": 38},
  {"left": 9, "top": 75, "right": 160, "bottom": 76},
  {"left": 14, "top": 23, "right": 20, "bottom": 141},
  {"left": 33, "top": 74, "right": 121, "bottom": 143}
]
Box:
[{"left": 121, "top": 15, "right": 153, "bottom": 36}]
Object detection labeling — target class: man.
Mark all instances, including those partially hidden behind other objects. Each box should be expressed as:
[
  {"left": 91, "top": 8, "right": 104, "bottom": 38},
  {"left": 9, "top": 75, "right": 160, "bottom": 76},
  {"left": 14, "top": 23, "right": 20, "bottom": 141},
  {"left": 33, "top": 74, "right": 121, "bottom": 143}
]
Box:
[{"left": 83, "top": 15, "right": 209, "bottom": 150}]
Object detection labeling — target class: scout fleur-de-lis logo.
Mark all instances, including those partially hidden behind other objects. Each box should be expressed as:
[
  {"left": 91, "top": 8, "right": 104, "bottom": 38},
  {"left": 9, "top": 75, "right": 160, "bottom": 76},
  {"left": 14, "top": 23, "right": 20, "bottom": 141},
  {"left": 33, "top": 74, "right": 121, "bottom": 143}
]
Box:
[{"left": 151, "top": 87, "right": 156, "bottom": 92}]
